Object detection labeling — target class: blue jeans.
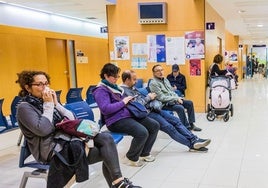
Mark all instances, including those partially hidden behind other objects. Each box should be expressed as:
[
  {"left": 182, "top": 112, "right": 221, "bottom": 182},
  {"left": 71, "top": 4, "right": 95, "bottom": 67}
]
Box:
[
  {"left": 148, "top": 111, "right": 197, "bottom": 148},
  {"left": 163, "top": 99, "right": 195, "bottom": 129},
  {"left": 107, "top": 117, "right": 160, "bottom": 161}
]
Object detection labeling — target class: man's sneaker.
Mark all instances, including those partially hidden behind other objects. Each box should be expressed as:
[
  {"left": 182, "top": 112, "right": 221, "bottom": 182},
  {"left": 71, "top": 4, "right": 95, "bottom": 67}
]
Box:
[
  {"left": 140, "top": 155, "right": 155, "bottom": 162},
  {"left": 123, "top": 156, "right": 144, "bottom": 167},
  {"left": 193, "top": 138, "right": 211, "bottom": 149},
  {"left": 111, "top": 178, "right": 142, "bottom": 188},
  {"left": 189, "top": 147, "right": 208, "bottom": 153},
  {"left": 190, "top": 123, "right": 202, "bottom": 131}
]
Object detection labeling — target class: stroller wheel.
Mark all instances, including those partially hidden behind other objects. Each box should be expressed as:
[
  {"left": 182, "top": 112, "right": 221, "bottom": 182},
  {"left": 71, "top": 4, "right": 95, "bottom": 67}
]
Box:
[
  {"left": 223, "top": 114, "right": 229, "bottom": 122},
  {"left": 207, "top": 112, "right": 216, "bottom": 121},
  {"left": 230, "top": 104, "right": 234, "bottom": 117}
]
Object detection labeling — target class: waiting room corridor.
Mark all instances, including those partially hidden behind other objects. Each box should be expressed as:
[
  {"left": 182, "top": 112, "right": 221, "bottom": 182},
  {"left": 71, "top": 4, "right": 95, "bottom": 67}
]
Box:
[{"left": 1, "top": 76, "right": 268, "bottom": 188}]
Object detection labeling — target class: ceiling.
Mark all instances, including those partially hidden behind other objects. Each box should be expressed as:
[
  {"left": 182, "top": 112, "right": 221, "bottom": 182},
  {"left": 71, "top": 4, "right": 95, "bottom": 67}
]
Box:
[
  {"left": 2, "top": 0, "right": 268, "bottom": 45},
  {"left": 2, "top": 0, "right": 115, "bottom": 25},
  {"left": 207, "top": 0, "right": 268, "bottom": 45}
]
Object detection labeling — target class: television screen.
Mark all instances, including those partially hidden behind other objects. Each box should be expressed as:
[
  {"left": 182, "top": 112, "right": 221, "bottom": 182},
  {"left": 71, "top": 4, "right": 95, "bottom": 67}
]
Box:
[
  {"left": 140, "top": 4, "right": 163, "bottom": 19},
  {"left": 138, "top": 2, "right": 167, "bottom": 24}
]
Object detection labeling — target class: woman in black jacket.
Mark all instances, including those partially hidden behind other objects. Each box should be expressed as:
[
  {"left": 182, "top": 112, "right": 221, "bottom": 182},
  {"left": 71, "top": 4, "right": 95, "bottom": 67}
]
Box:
[{"left": 210, "top": 54, "right": 228, "bottom": 76}]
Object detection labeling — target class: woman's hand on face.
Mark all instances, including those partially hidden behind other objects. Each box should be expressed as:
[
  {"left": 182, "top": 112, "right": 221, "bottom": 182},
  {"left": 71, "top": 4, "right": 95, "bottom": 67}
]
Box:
[
  {"left": 123, "top": 96, "right": 134, "bottom": 105},
  {"left": 50, "top": 89, "right": 59, "bottom": 105},
  {"left": 42, "top": 87, "right": 54, "bottom": 103}
]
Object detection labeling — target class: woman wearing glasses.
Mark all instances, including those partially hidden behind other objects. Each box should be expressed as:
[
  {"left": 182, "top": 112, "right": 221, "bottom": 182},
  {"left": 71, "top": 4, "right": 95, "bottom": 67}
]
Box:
[
  {"left": 16, "top": 70, "right": 141, "bottom": 188},
  {"left": 93, "top": 63, "right": 160, "bottom": 167}
]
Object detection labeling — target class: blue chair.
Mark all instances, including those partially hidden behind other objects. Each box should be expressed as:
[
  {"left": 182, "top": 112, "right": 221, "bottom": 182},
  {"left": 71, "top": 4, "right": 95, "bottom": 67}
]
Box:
[
  {"left": 65, "top": 101, "right": 94, "bottom": 120},
  {"left": 85, "top": 85, "right": 98, "bottom": 108},
  {"left": 10, "top": 96, "right": 22, "bottom": 128},
  {"left": 146, "top": 78, "right": 153, "bottom": 92},
  {"left": 55, "top": 90, "right": 62, "bottom": 104},
  {"left": 135, "top": 79, "right": 143, "bottom": 88},
  {"left": 137, "top": 87, "right": 150, "bottom": 96},
  {"left": 19, "top": 139, "right": 49, "bottom": 188},
  {"left": 66, "top": 87, "right": 83, "bottom": 104},
  {"left": 0, "top": 98, "right": 10, "bottom": 133},
  {"left": 65, "top": 101, "right": 124, "bottom": 144},
  {"left": 9, "top": 96, "right": 24, "bottom": 145}
]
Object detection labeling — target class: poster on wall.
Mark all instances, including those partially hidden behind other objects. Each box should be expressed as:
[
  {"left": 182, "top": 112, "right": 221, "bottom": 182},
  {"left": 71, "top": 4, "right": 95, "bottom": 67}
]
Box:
[
  {"left": 228, "top": 51, "right": 238, "bottom": 62},
  {"left": 131, "top": 57, "right": 147, "bottom": 69},
  {"left": 166, "top": 37, "right": 185, "bottom": 65},
  {"left": 190, "top": 59, "right": 201, "bottom": 76},
  {"left": 185, "top": 31, "right": 205, "bottom": 59},
  {"left": 147, "top": 34, "right": 166, "bottom": 63},
  {"left": 114, "top": 36, "right": 130, "bottom": 60},
  {"left": 225, "top": 51, "right": 238, "bottom": 62},
  {"left": 132, "top": 43, "right": 147, "bottom": 55},
  {"left": 76, "top": 50, "right": 88, "bottom": 63}
]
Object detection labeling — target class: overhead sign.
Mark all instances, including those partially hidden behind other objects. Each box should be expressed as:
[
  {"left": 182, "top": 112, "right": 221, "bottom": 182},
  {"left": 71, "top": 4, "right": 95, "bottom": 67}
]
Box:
[
  {"left": 100, "top": 26, "right": 108, "bottom": 33},
  {"left": 252, "top": 44, "right": 266, "bottom": 47},
  {"left": 206, "top": 22, "right": 215, "bottom": 30}
]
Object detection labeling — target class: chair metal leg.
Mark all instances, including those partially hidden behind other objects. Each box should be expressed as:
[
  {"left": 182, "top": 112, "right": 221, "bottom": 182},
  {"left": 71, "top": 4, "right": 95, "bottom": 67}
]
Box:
[
  {"left": 19, "top": 170, "right": 48, "bottom": 188},
  {"left": 17, "top": 132, "right": 23, "bottom": 146}
]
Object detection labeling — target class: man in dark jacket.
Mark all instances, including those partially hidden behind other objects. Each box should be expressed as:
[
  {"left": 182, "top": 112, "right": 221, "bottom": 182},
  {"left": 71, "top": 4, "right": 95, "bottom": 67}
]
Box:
[{"left": 167, "top": 64, "right": 186, "bottom": 97}]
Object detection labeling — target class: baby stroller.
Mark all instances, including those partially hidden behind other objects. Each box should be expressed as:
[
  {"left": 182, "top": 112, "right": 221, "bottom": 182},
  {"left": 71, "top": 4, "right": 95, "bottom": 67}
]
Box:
[{"left": 207, "top": 75, "right": 234, "bottom": 122}]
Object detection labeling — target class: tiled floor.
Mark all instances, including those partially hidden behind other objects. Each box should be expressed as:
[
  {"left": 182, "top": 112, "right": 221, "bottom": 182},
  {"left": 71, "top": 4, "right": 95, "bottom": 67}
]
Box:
[{"left": 1, "top": 75, "right": 268, "bottom": 188}]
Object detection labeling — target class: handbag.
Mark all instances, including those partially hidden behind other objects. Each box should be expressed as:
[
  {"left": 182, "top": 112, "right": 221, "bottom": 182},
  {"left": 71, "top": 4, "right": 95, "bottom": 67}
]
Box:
[
  {"left": 127, "top": 101, "right": 148, "bottom": 119},
  {"left": 56, "top": 118, "right": 100, "bottom": 139},
  {"left": 165, "top": 100, "right": 178, "bottom": 106},
  {"left": 148, "top": 100, "right": 162, "bottom": 112}
]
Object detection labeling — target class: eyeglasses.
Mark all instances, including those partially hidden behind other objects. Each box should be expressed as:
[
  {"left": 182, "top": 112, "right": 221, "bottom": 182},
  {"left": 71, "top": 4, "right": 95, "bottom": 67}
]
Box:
[
  {"left": 31, "top": 81, "right": 49, "bottom": 87},
  {"left": 154, "top": 69, "right": 164, "bottom": 73},
  {"left": 111, "top": 75, "right": 120, "bottom": 79}
]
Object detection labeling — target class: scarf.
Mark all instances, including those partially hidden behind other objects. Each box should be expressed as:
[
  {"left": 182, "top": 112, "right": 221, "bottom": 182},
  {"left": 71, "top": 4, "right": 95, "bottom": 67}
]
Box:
[
  {"left": 101, "top": 79, "right": 122, "bottom": 92},
  {"left": 24, "top": 95, "right": 64, "bottom": 125}
]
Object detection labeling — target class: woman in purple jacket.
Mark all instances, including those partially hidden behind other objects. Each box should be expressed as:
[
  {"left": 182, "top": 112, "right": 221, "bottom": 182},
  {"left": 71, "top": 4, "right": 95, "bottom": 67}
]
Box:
[{"left": 93, "top": 63, "right": 160, "bottom": 167}]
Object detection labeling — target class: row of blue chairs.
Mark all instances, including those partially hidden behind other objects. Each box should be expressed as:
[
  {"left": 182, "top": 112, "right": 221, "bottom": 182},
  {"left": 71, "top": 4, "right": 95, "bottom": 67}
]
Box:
[
  {"left": 66, "top": 79, "right": 144, "bottom": 105},
  {"left": 66, "top": 86, "right": 98, "bottom": 108}
]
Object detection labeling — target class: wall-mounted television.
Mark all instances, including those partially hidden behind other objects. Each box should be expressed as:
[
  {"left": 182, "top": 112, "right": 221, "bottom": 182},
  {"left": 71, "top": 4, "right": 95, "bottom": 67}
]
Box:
[{"left": 138, "top": 2, "right": 167, "bottom": 24}]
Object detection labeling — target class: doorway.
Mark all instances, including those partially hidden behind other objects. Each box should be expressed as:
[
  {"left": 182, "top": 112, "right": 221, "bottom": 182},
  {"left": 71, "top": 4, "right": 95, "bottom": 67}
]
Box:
[
  {"left": 249, "top": 45, "right": 267, "bottom": 79},
  {"left": 46, "top": 38, "right": 70, "bottom": 103}
]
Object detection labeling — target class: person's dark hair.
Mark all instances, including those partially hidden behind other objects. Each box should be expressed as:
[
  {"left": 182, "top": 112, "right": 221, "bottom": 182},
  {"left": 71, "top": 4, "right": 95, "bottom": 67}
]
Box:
[
  {"left": 16, "top": 70, "right": 50, "bottom": 97},
  {"left": 100, "top": 63, "right": 121, "bottom": 79},
  {"left": 213, "top": 54, "right": 223, "bottom": 64},
  {"left": 152, "top": 64, "right": 162, "bottom": 72},
  {"left": 121, "top": 70, "right": 134, "bottom": 82}
]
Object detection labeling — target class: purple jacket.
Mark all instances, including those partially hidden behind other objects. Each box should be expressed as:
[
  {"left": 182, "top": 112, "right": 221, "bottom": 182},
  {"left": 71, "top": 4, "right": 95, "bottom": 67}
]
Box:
[{"left": 93, "top": 83, "right": 132, "bottom": 126}]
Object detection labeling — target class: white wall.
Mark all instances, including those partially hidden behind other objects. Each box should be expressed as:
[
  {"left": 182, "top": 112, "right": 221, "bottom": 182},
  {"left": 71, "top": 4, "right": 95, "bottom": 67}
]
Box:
[{"left": 0, "top": 3, "right": 108, "bottom": 39}]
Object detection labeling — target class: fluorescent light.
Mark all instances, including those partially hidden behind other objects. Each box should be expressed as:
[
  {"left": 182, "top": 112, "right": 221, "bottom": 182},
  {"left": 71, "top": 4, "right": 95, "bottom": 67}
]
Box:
[{"left": 257, "top": 24, "right": 263, "bottom": 27}]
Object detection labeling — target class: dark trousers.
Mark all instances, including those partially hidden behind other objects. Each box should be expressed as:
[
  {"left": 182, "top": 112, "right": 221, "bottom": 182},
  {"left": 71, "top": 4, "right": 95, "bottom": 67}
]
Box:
[
  {"left": 48, "top": 132, "right": 122, "bottom": 188},
  {"left": 163, "top": 99, "right": 195, "bottom": 129},
  {"left": 108, "top": 117, "right": 160, "bottom": 161}
]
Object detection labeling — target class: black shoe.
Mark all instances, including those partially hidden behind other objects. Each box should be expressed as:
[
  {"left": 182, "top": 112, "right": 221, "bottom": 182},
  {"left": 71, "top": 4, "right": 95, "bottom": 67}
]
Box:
[
  {"left": 112, "top": 178, "right": 142, "bottom": 188},
  {"left": 189, "top": 147, "right": 208, "bottom": 153},
  {"left": 193, "top": 138, "right": 211, "bottom": 149},
  {"left": 190, "top": 123, "right": 202, "bottom": 131}
]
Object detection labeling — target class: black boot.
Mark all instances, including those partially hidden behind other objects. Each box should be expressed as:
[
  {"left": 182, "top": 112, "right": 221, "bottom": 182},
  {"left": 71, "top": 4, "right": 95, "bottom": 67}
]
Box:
[{"left": 190, "top": 123, "right": 202, "bottom": 131}]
